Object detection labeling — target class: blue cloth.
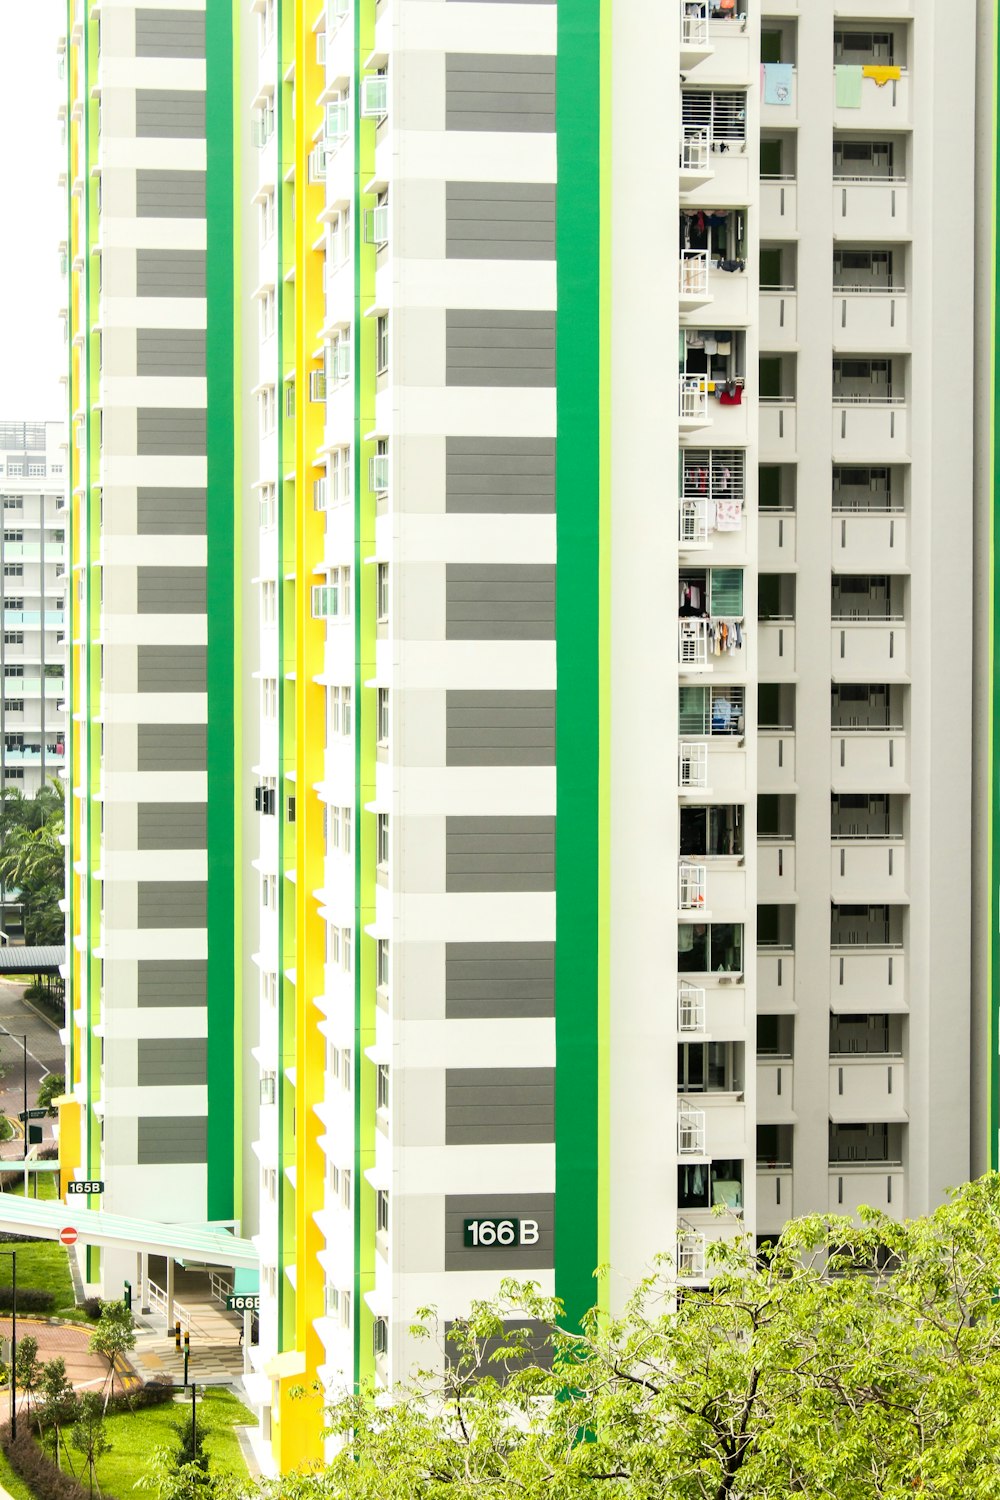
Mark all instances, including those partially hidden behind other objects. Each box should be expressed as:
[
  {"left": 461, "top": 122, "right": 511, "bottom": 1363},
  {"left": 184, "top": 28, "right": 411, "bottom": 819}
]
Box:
[{"left": 763, "top": 63, "right": 794, "bottom": 105}]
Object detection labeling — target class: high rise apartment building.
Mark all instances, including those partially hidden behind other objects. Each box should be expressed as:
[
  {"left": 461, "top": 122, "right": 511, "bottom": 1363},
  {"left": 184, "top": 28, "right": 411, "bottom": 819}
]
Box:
[
  {"left": 59, "top": 0, "right": 984, "bottom": 1475},
  {"left": 0, "top": 423, "right": 67, "bottom": 799}
]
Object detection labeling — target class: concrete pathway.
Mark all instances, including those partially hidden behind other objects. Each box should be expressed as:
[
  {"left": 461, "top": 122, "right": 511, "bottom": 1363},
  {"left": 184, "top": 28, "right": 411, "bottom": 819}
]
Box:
[
  {"left": 0, "top": 1317, "right": 123, "bottom": 1395},
  {"left": 0, "top": 978, "right": 62, "bottom": 1160}
]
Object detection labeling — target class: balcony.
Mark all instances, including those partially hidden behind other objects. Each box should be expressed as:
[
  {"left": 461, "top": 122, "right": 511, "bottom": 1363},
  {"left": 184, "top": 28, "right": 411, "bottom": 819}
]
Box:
[
  {"left": 757, "top": 620, "right": 795, "bottom": 676},
  {"left": 830, "top": 949, "right": 906, "bottom": 1013},
  {"left": 757, "top": 839, "right": 795, "bottom": 902},
  {"left": 831, "top": 840, "right": 907, "bottom": 901},
  {"left": 679, "top": 128, "right": 713, "bottom": 191},
  {"left": 831, "top": 730, "right": 909, "bottom": 792},
  {"left": 680, "top": 1098, "right": 747, "bottom": 1161},
  {"left": 759, "top": 512, "right": 796, "bottom": 567},
  {"left": 679, "top": 738, "right": 748, "bottom": 799},
  {"left": 831, "top": 509, "right": 908, "bottom": 571},
  {"left": 833, "top": 289, "right": 909, "bottom": 352},
  {"left": 833, "top": 400, "right": 908, "bottom": 459},
  {"left": 758, "top": 728, "right": 796, "bottom": 792},
  {"left": 679, "top": 375, "right": 711, "bottom": 430},
  {"left": 761, "top": 178, "right": 797, "bottom": 235},
  {"left": 679, "top": 249, "right": 711, "bottom": 308},
  {"left": 679, "top": 977, "right": 747, "bottom": 1039},
  {"left": 757, "top": 948, "right": 795, "bottom": 1013},
  {"left": 757, "top": 1167, "right": 793, "bottom": 1233},
  {"left": 675, "top": 1229, "right": 707, "bottom": 1280},
  {"left": 833, "top": 179, "right": 910, "bottom": 238},
  {"left": 761, "top": 67, "right": 797, "bottom": 126},
  {"left": 759, "top": 401, "right": 796, "bottom": 460},
  {"left": 832, "top": 622, "right": 908, "bottom": 680},
  {"left": 757, "top": 1058, "right": 794, "bottom": 1122},
  {"left": 833, "top": 69, "right": 911, "bottom": 130},
  {"left": 760, "top": 289, "right": 797, "bottom": 348},
  {"left": 678, "top": 1105, "right": 707, "bottom": 1157},
  {"left": 828, "top": 1165, "right": 904, "bottom": 1218},
  {"left": 678, "top": 862, "right": 708, "bottom": 913},
  {"left": 830, "top": 1057, "right": 907, "bottom": 1122},
  {"left": 2, "top": 611, "right": 65, "bottom": 628},
  {"left": 678, "top": 981, "right": 707, "bottom": 1034},
  {"left": 678, "top": 618, "right": 747, "bottom": 675},
  {"left": 680, "top": 3, "right": 712, "bottom": 67}
]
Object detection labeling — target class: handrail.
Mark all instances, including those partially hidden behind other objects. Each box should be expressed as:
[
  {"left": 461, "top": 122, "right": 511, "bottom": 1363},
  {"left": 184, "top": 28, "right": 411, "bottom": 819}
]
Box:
[
  {"left": 833, "top": 174, "right": 907, "bottom": 184},
  {"left": 761, "top": 173, "right": 796, "bottom": 182},
  {"left": 758, "top": 723, "right": 794, "bottom": 732},
  {"left": 832, "top": 394, "right": 906, "bottom": 405},
  {"left": 833, "top": 284, "right": 906, "bottom": 294},
  {"left": 831, "top": 724, "right": 905, "bottom": 733},
  {"left": 831, "top": 1050, "right": 904, "bottom": 1060},
  {"left": 832, "top": 504, "right": 905, "bottom": 514},
  {"left": 829, "top": 942, "right": 905, "bottom": 952},
  {"left": 832, "top": 613, "right": 905, "bottom": 623}
]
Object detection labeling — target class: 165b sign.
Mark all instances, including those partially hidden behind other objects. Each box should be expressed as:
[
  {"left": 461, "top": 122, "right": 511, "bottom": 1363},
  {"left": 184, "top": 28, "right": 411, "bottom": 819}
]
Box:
[{"left": 463, "top": 1218, "right": 538, "bottom": 1248}]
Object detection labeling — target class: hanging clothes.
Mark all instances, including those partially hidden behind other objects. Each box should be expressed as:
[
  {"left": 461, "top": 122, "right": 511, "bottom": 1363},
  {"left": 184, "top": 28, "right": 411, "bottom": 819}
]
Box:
[
  {"left": 718, "top": 383, "right": 743, "bottom": 406},
  {"left": 862, "top": 64, "right": 901, "bottom": 87},
  {"left": 835, "top": 65, "right": 863, "bottom": 107},
  {"left": 763, "top": 63, "right": 794, "bottom": 106},
  {"left": 715, "top": 500, "right": 742, "bottom": 531}
]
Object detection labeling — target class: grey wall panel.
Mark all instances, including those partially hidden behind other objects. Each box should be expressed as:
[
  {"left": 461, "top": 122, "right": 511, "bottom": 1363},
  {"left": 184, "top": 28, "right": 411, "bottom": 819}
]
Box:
[
  {"left": 137, "top": 645, "right": 207, "bottom": 692},
  {"left": 137, "top": 1117, "right": 208, "bottom": 1164},
  {"left": 446, "top": 437, "right": 555, "bottom": 514},
  {"left": 137, "top": 882, "right": 207, "bottom": 928},
  {"left": 136, "top": 409, "right": 207, "bottom": 457},
  {"left": 136, "top": 170, "right": 206, "bottom": 220},
  {"left": 135, "top": 10, "right": 206, "bottom": 58},
  {"left": 446, "top": 54, "right": 555, "bottom": 132},
  {"left": 136, "top": 250, "right": 206, "bottom": 298},
  {"left": 444, "top": 1320, "right": 554, "bottom": 1377},
  {"left": 446, "top": 311, "right": 555, "bottom": 387},
  {"left": 135, "top": 89, "right": 207, "bottom": 139},
  {"left": 446, "top": 183, "right": 555, "bottom": 260},
  {"left": 445, "top": 1194, "right": 554, "bottom": 1270},
  {"left": 446, "top": 564, "right": 555, "bottom": 640},
  {"left": 137, "top": 566, "right": 207, "bottom": 614},
  {"left": 137, "top": 724, "right": 207, "bottom": 770},
  {"left": 137, "top": 487, "right": 207, "bottom": 535},
  {"left": 445, "top": 941, "right": 555, "bottom": 1018},
  {"left": 447, "top": 690, "right": 555, "bottom": 766},
  {"left": 137, "top": 1038, "right": 207, "bottom": 1086},
  {"left": 446, "top": 1068, "right": 555, "bottom": 1143},
  {"left": 136, "top": 330, "right": 206, "bottom": 377},
  {"left": 137, "top": 803, "right": 207, "bottom": 850},
  {"left": 137, "top": 958, "right": 207, "bottom": 1008},
  {"left": 446, "top": 816, "right": 555, "bottom": 893}
]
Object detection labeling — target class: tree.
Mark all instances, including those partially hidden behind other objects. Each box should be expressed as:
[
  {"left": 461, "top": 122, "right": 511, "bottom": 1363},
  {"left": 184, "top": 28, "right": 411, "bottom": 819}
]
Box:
[
  {"left": 36, "top": 1072, "right": 65, "bottom": 1117},
  {"left": 37, "top": 1356, "right": 79, "bottom": 1472},
  {"left": 71, "top": 1392, "right": 110, "bottom": 1498},
  {"left": 0, "top": 784, "right": 65, "bottom": 947},
  {"left": 87, "top": 1300, "right": 136, "bottom": 1407},
  {"left": 261, "top": 1175, "right": 1000, "bottom": 1500},
  {"left": 13, "top": 1334, "right": 41, "bottom": 1414}
]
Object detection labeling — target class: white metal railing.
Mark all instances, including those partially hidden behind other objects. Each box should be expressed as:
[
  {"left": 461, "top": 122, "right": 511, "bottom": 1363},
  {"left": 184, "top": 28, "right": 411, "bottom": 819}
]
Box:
[
  {"left": 679, "top": 249, "right": 709, "bottom": 298},
  {"left": 833, "top": 392, "right": 906, "bottom": 405},
  {"left": 678, "top": 1106, "right": 707, "bottom": 1156},
  {"left": 832, "top": 174, "right": 907, "bottom": 184},
  {"left": 678, "top": 741, "right": 709, "bottom": 790},
  {"left": 146, "top": 1280, "right": 207, "bottom": 1336},
  {"left": 678, "top": 619, "right": 709, "bottom": 667},
  {"left": 681, "top": 2, "right": 709, "bottom": 49},
  {"left": 832, "top": 723, "right": 904, "bottom": 733},
  {"left": 678, "top": 862, "right": 708, "bottom": 911},
  {"left": 210, "top": 1271, "right": 234, "bottom": 1304},
  {"left": 679, "top": 497, "right": 710, "bottom": 545},
  {"left": 678, "top": 982, "right": 707, "bottom": 1033},
  {"left": 680, "top": 127, "right": 710, "bottom": 174},
  {"left": 682, "top": 92, "right": 748, "bottom": 146},
  {"left": 833, "top": 283, "right": 906, "bottom": 294},
  {"left": 679, "top": 375, "right": 709, "bottom": 423},
  {"left": 676, "top": 1230, "right": 707, "bottom": 1277},
  {"left": 683, "top": 450, "right": 746, "bottom": 505}
]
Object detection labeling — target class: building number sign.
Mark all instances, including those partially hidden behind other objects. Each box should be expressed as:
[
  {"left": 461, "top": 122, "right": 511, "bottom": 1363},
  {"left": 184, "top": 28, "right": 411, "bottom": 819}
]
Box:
[{"left": 463, "top": 1218, "right": 539, "bottom": 1248}]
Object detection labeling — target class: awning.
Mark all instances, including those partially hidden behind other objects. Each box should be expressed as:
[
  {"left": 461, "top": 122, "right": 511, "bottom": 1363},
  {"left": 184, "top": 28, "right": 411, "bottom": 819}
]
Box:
[{"left": 0, "top": 1194, "right": 257, "bottom": 1270}]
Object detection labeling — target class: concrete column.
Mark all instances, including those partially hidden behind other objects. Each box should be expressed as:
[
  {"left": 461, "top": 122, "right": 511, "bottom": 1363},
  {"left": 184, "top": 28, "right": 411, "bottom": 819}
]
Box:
[
  {"left": 243, "top": 1310, "right": 252, "bottom": 1375},
  {"left": 140, "top": 1252, "right": 150, "bottom": 1314},
  {"left": 166, "top": 1257, "right": 175, "bottom": 1328}
]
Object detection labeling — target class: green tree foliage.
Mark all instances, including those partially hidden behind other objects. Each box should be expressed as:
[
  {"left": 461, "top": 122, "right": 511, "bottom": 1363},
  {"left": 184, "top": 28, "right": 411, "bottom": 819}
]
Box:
[
  {"left": 261, "top": 1176, "right": 1000, "bottom": 1500},
  {"left": 36, "top": 1073, "right": 65, "bottom": 1117},
  {"left": 0, "top": 783, "right": 65, "bottom": 946},
  {"left": 14, "top": 1334, "right": 42, "bottom": 1411},
  {"left": 37, "top": 1356, "right": 80, "bottom": 1472},
  {"left": 70, "top": 1393, "right": 110, "bottom": 1498},
  {"left": 87, "top": 1301, "right": 136, "bottom": 1407}
]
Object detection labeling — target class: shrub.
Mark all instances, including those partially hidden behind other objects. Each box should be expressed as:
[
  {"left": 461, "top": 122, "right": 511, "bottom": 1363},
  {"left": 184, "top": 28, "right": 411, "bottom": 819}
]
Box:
[
  {"left": 0, "top": 1287, "right": 55, "bottom": 1313},
  {"left": 0, "top": 1422, "right": 89, "bottom": 1500},
  {"left": 81, "top": 1296, "right": 102, "bottom": 1320}
]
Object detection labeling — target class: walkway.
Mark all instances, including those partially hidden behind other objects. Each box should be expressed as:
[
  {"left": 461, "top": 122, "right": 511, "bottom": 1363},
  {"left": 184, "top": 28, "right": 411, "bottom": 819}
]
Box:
[{"left": 0, "top": 1318, "right": 124, "bottom": 1395}]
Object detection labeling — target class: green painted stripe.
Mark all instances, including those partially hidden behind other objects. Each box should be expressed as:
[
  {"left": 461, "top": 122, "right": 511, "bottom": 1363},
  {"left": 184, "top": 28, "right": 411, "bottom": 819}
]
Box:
[
  {"left": 231, "top": 0, "right": 245, "bottom": 1224},
  {"left": 555, "top": 2, "right": 603, "bottom": 1328},
  {"left": 275, "top": 0, "right": 290, "bottom": 1353},
  {"left": 991, "top": 5, "right": 999, "bottom": 1173},
  {"left": 204, "top": 2, "right": 237, "bottom": 1222}
]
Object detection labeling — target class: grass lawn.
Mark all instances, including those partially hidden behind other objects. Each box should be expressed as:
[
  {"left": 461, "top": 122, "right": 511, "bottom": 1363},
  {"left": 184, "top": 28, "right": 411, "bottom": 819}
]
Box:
[
  {"left": 0, "top": 1176, "right": 86, "bottom": 1321},
  {"left": 0, "top": 1443, "right": 35, "bottom": 1500},
  {"left": 87, "top": 1389, "right": 254, "bottom": 1499}
]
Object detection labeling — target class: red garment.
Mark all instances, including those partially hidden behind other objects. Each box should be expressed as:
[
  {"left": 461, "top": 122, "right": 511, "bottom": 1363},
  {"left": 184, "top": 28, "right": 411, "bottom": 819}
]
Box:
[{"left": 719, "top": 386, "right": 743, "bottom": 406}]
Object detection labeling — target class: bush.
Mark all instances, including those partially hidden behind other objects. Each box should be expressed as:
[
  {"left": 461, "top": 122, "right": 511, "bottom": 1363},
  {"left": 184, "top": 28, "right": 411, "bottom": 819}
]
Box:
[
  {"left": 0, "top": 1423, "right": 89, "bottom": 1500},
  {"left": 0, "top": 1287, "right": 54, "bottom": 1313},
  {"left": 81, "top": 1296, "right": 102, "bottom": 1321},
  {"left": 106, "top": 1380, "right": 175, "bottom": 1414}
]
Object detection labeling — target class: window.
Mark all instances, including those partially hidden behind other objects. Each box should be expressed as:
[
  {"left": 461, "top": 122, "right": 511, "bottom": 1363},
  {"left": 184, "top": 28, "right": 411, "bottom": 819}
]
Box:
[
  {"left": 376, "top": 1063, "right": 389, "bottom": 1112},
  {"left": 341, "top": 1161, "right": 352, "bottom": 1202},
  {"left": 256, "top": 775, "right": 278, "bottom": 816},
  {"left": 376, "top": 563, "right": 389, "bottom": 623},
  {"left": 285, "top": 380, "right": 295, "bottom": 420},
  {"left": 261, "top": 677, "right": 278, "bottom": 718},
  {"left": 330, "top": 446, "right": 351, "bottom": 505},
  {"left": 342, "top": 686, "right": 352, "bottom": 736},
  {"left": 260, "top": 190, "right": 277, "bottom": 243},
  {"left": 259, "top": 0, "right": 276, "bottom": 48},
  {"left": 326, "top": 93, "right": 350, "bottom": 142},
  {"left": 27, "top": 464, "right": 45, "bottom": 479},
  {"left": 376, "top": 938, "right": 390, "bottom": 990},
  {"left": 377, "top": 812, "right": 389, "bottom": 869},
  {"left": 3, "top": 532, "right": 22, "bottom": 544},
  {"left": 3, "top": 565, "right": 22, "bottom": 579},
  {"left": 264, "top": 1264, "right": 278, "bottom": 1297},
  {"left": 259, "top": 386, "right": 277, "bottom": 434},
  {"left": 3, "top": 634, "right": 22, "bottom": 647},
  {"left": 369, "top": 438, "right": 389, "bottom": 494},
  {"left": 328, "top": 924, "right": 341, "bottom": 965},
  {"left": 5, "top": 702, "right": 22, "bottom": 715},
  {"left": 377, "top": 687, "right": 389, "bottom": 746},
  {"left": 328, "top": 207, "right": 351, "bottom": 269},
  {"left": 682, "top": 89, "right": 748, "bottom": 145},
  {"left": 252, "top": 99, "right": 275, "bottom": 148},
  {"left": 327, "top": 335, "right": 350, "bottom": 384},
  {"left": 261, "top": 970, "right": 278, "bottom": 1008},
  {"left": 259, "top": 287, "right": 277, "bottom": 340},
  {"left": 312, "top": 567, "right": 350, "bottom": 619},
  {"left": 261, "top": 580, "right": 277, "bottom": 625},
  {"left": 376, "top": 1189, "right": 389, "bottom": 1234},
  {"left": 7, "top": 464, "right": 22, "bottom": 479},
  {"left": 678, "top": 921, "right": 744, "bottom": 975},
  {"left": 3, "top": 497, "right": 22, "bottom": 511},
  {"left": 343, "top": 927, "right": 352, "bottom": 973},
  {"left": 376, "top": 314, "right": 389, "bottom": 375},
  {"left": 258, "top": 483, "right": 277, "bottom": 529},
  {"left": 260, "top": 1071, "right": 277, "bottom": 1104},
  {"left": 261, "top": 871, "right": 278, "bottom": 909},
  {"left": 373, "top": 1317, "right": 388, "bottom": 1357},
  {"left": 263, "top": 1167, "right": 277, "bottom": 1202}
]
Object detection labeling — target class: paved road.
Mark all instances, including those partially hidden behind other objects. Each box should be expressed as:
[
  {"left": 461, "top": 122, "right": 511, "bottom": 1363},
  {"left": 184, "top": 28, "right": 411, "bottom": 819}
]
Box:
[{"left": 0, "top": 979, "right": 62, "bottom": 1160}]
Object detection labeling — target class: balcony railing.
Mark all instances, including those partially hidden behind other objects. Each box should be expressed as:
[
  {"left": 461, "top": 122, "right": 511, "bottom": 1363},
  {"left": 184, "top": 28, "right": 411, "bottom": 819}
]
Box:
[
  {"left": 680, "top": 128, "right": 710, "bottom": 175},
  {"left": 679, "top": 374, "right": 709, "bottom": 424},
  {"left": 676, "top": 1229, "right": 707, "bottom": 1278},
  {"left": 679, "top": 862, "right": 708, "bottom": 911},
  {"left": 678, "top": 981, "right": 707, "bottom": 1034},
  {"left": 681, "top": 2, "right": 709, "bottom": 50},
  {"left": 678, "top": 740, "right": 709, "bottom": 789},
  {"left": 678, "top": 618, "right": 745, "bottom": 667},
  {"left": 679, "top": 249, "right": 709, "bottom": 299},
  {"left": 679, "top": 497, "right": 710, "bottom": 545},
  {"left": 678, "top": 1107, "right": 707, "bottom": 1156}
]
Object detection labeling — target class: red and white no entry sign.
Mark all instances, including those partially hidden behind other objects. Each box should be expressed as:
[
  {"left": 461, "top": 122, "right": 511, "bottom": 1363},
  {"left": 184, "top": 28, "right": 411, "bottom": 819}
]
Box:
[{"left": 59, "top": 1226, "right": 78, "bottom": 1246}]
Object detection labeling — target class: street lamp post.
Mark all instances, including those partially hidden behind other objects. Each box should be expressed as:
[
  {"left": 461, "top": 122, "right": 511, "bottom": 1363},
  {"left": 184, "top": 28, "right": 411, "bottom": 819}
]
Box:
[
  {"left": 0, "top": 1029, "right": 28, "bottom": 1161},
  {"left": 0, "top": 1251, "right": 17, "bottom": 1440}
]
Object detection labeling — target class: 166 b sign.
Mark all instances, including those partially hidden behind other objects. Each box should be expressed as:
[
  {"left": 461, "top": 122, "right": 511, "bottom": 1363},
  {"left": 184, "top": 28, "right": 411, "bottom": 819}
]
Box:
[{"left": 463, "top": 1217, "right": 538, "bottom": 1248}]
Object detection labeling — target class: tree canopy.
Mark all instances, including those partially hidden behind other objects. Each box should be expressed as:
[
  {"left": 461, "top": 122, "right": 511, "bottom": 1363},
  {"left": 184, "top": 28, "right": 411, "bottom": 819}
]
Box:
[
  {"left": 0, "top": 782, "right": 65, "bottom": 945},
  {"left": 266, "top": 1175, "right": 1000, "bottom": 1500}
]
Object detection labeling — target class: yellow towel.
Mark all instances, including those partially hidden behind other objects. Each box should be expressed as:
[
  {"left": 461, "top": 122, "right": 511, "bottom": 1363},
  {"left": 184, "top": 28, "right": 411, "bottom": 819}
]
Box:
[{"left": 862, "top": 65, "right": 902, "bottom": 87}]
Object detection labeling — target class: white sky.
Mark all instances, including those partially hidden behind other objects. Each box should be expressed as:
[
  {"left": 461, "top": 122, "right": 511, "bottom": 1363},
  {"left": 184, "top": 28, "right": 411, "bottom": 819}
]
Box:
[{"left": 0, "top": 3, "right": 67, "bottom": 423}]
